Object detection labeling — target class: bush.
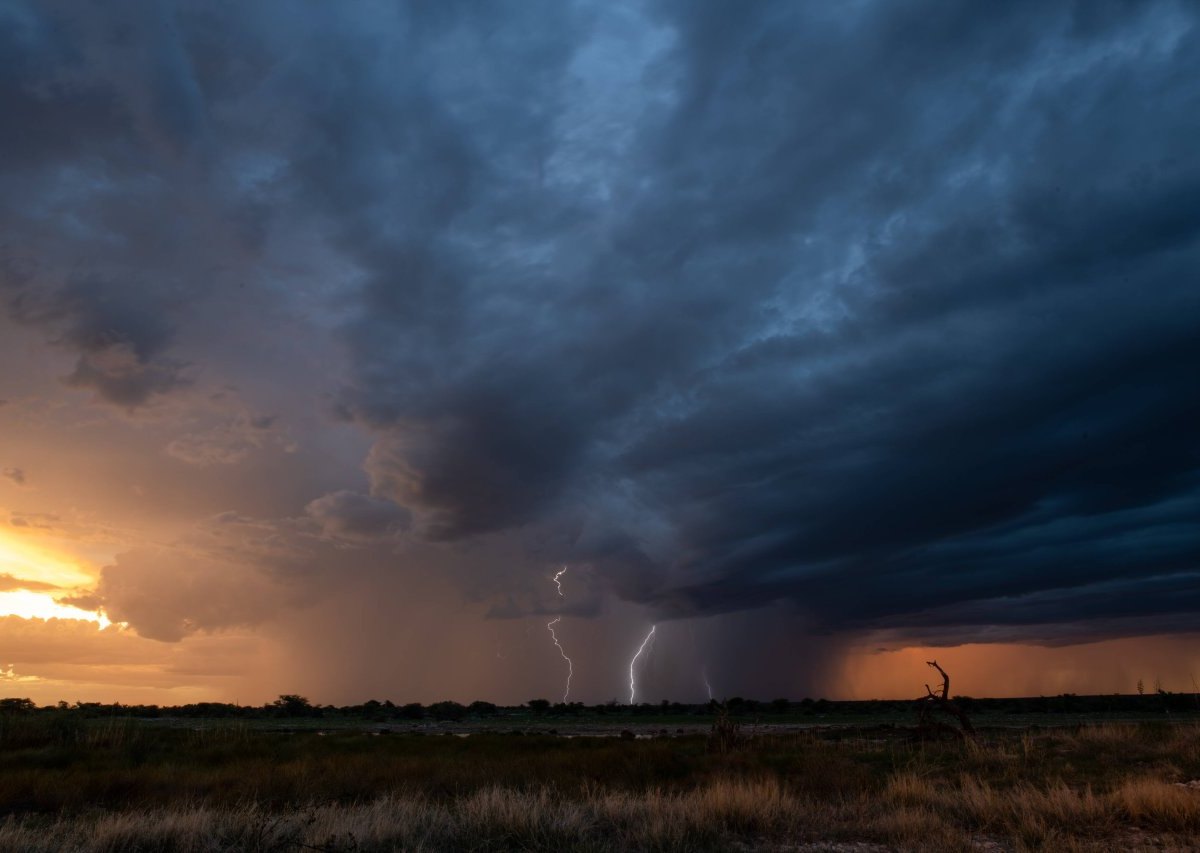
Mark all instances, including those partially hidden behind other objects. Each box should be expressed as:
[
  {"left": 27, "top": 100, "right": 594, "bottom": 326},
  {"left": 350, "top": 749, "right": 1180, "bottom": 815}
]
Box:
[
  {"left": 428, "top": 701, "right": 467, "bottom": 721},
  {"left": 268, "top": 695, "right": 319, "bottom": 717}
]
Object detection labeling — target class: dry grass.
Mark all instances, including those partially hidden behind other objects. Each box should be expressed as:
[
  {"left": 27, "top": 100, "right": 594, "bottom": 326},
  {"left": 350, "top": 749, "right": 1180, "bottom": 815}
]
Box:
[
  {"left": 882, "top": 770, "right": 1200, "bottom": 850},
  {"left": 1, "top": 720, "right": 1199, "bottom": 851},
  {"left": 0, "top": 774, "right": 1196, "bottom": 852},
  {"left": 0, "top": 783, "right": 801, "bottom": 853}
]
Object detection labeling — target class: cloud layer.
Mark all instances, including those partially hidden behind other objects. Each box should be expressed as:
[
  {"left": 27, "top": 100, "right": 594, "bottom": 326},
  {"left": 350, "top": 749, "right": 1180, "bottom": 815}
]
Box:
[{"left": 0, "top": 0, "right": 1198, "bottom": 701}]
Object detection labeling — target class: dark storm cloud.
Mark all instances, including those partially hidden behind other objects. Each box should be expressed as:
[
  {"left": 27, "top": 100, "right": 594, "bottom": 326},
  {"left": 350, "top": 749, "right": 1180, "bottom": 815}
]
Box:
[
  {"left": 3, "top": 0, "right": 1198, "bottom": 650},
  {"left": 304, "top": 490, "right": 411, "bottom": 543},
  {"left": 0, "top": 0, "right": 275, "bottom": 408},
  {"left": 328, "top": 0, "right": 1200, "bottom": 641},
  {"left": 4, "top": 273, "right": 189, "bottom": 407}
]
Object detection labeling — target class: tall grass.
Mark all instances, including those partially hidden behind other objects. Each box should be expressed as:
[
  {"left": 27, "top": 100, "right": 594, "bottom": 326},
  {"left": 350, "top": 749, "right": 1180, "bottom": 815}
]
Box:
[
  {"left": 0, "top": 782, "right": 862, "bottom": 852},
  {"left": 0, "top": 719, "right": 1197, "bottom": 850},
  {"left": 2, "top": 775, "right": 1196, "bottom": 852}
]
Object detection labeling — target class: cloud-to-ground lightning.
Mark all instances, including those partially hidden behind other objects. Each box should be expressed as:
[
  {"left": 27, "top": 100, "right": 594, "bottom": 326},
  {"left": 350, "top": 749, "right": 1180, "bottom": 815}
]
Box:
[
  {"left": 546, "top": 616, "right": 573, "bottom": 702},
  {"left": 702, "top": 665, "right": 713, "bottom": 701},
  {"left": 628, "top": 625, "right": 657, "bottom": 704},
  {"left": 544, "top": 566, "right": 573, "bottom": 702}
]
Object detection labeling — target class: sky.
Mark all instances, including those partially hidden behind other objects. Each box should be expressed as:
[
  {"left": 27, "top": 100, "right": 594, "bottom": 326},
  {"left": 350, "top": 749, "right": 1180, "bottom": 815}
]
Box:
[{"left": 1, "top": 0, "right": 1198, "bottom": 706}]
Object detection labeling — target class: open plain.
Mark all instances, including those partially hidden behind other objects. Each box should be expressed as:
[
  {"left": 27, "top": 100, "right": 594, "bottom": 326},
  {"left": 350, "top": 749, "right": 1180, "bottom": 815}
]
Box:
[{"left": 2, "top": 702, "right": 1200, "bottom": 851}]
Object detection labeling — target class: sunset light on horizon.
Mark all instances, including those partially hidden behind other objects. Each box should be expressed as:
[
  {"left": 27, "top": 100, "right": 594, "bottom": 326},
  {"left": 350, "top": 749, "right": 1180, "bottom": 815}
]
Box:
[
  {"left": 0, "top": 530, "right": 98, "bottom": 590},
  {"left": 0, "top": 590, "right": 112, "bottom": 628}
]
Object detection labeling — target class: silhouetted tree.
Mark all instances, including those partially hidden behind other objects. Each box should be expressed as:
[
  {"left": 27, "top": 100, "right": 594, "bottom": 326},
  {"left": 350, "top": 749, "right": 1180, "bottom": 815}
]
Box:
[
  {"left": 915, "top": 661, "right": 974, "bottom": 739},
  {"left": 428, "top": 701, "right": 467, "bottom": 721},
  {"left": 269, "top": 695, "right": 318, "bottom": 717}
]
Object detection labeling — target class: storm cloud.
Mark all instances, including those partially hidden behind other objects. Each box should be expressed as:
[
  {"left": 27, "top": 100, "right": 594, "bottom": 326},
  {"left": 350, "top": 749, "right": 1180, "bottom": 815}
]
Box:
[
  {"left": 305, "top": 489, "right": 412, "bottom": 543},
  {"left": 326, "top": 1, "right": 1200, "bottom": 638},
  {"left": 1, "top": 0, "right": 1198, "bottom": 683}
]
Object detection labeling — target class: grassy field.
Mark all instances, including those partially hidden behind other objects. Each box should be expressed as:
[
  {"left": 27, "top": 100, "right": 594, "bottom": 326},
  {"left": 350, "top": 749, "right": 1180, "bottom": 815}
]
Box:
[{"left": 2, "top": 714, "right": 1200, "bottom": 851}]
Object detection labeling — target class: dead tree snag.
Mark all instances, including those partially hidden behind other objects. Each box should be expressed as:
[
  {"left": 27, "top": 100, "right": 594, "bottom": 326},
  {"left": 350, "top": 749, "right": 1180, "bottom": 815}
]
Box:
[{"left": 915, "top": 660, "right": 975, "bottom": 739}]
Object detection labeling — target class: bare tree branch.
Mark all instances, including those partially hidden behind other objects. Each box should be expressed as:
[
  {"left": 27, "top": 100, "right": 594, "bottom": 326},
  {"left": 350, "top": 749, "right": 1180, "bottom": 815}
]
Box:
[
  {"left": 927, "top": 660, "right": 951, "bottom": 700},
  {"left": 914, "top": 660, "right": 974, "bottom": 739}
]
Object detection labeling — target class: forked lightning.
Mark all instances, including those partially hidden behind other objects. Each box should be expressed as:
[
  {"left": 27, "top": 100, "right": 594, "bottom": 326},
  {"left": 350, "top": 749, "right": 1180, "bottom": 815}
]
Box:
[
  {"left": 628, "top": 625, "right": 656, "bottom": 704},
  {"left": 546, "top": 617, "right": 573, "bottom": 702}
]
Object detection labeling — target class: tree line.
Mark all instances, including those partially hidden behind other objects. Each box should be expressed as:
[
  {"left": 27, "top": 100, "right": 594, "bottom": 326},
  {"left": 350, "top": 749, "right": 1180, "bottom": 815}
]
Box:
[{"left": 1, "top": 690, "right": 1197, "bottom": 720}]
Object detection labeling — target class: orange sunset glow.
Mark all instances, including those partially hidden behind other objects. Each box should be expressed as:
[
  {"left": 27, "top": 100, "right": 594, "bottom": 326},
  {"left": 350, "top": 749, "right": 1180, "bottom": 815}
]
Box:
[
  {"left": 0, "top": 529, "right": 95, "bottom": 589},
  {"left": 0, "top": 590, "right": 110, "bottom": 627},
  {"left": 0, "top": 530, "right": 115, "bottom": 625}
]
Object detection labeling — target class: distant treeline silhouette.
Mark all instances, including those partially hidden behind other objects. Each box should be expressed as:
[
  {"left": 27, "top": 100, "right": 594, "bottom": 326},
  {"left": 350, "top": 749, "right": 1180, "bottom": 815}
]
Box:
[{"left": 2, "top": 691, "right": 1198, "bottom": 720}]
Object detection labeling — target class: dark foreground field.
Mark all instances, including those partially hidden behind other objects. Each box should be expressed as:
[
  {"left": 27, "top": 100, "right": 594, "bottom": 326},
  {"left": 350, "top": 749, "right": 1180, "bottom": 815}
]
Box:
[{"left": 2, "top": 714, "right": 1200, "bottom": 851}]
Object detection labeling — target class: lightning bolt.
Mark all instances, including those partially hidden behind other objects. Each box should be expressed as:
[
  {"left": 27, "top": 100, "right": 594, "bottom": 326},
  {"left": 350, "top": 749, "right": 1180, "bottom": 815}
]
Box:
[
  {"left": 545, "top": 566, "right": 573, "bottom": 702},
  {"left": 702, "top": 665, "right": 713, "bottom": 701},
  {"left": 628, "top": 624, "right": 656, "bottom": 705},
  {"left": 547, "top": 617, "right": 573, "bottom": 702}
]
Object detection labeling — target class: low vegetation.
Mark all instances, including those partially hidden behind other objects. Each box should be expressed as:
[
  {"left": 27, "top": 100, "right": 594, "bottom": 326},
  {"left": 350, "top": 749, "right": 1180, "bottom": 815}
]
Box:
[
  {"left": 1, "top": 704, "right": 1199, "bottom": 850},
  {"left": 7, "top": 687, "right": 1199, "bottom": 722}
]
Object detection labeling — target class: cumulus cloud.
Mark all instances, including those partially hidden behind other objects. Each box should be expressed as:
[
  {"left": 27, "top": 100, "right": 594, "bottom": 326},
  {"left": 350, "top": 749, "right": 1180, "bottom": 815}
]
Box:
[{"left": 89, "top": 547, "right": 285, "bottom": 643}]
